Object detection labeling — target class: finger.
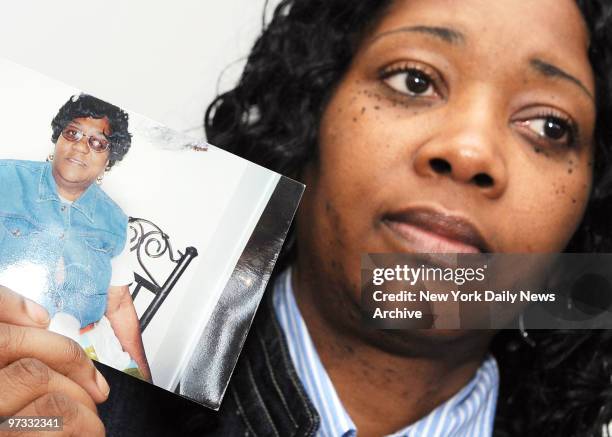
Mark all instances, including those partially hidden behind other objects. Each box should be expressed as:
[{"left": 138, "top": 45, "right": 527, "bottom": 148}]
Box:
[
  {"left": 0, "top": 285, "right": 50, "bottom": 327},
  {"left": 0, "top": 324, "right": 110, "bottom": 403},
  {"left": 0, "top": 392, "right": 105, "bottom": 437},
  {"left": 0, "top": 358, "right": 97, "bottom": 416}
]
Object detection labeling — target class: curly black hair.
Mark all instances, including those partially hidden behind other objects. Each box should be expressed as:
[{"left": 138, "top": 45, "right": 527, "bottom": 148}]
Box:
[
  {"left": 205, "top": 1, "right": 612, "bottom": 436},
  {"left": 51, "top": 93, "right": 131, "bottom": 169}
]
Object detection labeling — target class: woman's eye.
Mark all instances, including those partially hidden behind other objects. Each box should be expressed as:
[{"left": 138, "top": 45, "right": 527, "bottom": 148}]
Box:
[
  {"left": 383, "top": 68, "right": 436, "bottom": 97},
  {"left": 520, "top": 116, "right": 571, "bottom": 142}
]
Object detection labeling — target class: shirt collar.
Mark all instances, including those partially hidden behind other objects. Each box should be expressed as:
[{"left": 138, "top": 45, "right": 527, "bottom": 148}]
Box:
[
  {"left": 273, "top": 267, "right": 499, "bottom": 437},
  {"left": 38, "top": 161, "right": 98, "bottom": 223}
]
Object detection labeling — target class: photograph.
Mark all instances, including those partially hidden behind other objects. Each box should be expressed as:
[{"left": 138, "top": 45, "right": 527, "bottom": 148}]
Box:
[{"left": 0, "top": 58, "right": 303, "bottom": 410}]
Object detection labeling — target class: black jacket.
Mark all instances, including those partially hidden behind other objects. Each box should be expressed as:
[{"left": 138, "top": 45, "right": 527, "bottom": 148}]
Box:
[{"left": 97, "top": 290, "right": 319, "bottom": 436}]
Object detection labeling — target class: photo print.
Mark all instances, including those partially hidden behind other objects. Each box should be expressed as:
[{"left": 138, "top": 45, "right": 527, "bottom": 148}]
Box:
[{"left": 0, "top": 58, "right": 304, "bottom": 410}]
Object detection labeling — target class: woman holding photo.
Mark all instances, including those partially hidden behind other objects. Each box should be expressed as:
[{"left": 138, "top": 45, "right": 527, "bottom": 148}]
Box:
[
  {"left": 0, "top": 94, "right": 151, "bottom": 383},
  {"left": 198, "top": 0, "right": 612, "bottom": 435},
  {"left": 1, "top": 0, "right": 612, "bottom": 436}
]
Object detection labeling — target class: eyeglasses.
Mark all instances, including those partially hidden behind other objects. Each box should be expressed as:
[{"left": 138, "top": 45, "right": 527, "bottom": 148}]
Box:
[{"left": 61, "top": 126, "right": 111, "bottom": 153}]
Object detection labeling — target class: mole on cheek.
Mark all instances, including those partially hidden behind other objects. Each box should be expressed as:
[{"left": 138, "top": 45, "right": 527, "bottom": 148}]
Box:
[
  {"left": 366, "top": 91, "right": 383, "bottom": 103},
  {"left": 533, "top": 147, "right": 551, "bottom": 158}
]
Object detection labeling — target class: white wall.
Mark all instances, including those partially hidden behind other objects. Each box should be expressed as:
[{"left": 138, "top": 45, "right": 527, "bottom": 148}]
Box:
[{"left": 0, "top": 0, "right": 280, "bottom": 135}]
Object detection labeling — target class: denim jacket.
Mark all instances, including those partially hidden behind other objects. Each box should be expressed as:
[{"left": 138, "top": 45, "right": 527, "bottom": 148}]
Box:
[{"left": 0, "top": 159, "right": 127, "bottom": 328}]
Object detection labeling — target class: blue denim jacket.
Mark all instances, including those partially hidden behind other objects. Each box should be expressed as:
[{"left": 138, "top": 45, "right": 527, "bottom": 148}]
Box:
[{"left": 0, "top": 160, "right": 127, "bottom": 328}]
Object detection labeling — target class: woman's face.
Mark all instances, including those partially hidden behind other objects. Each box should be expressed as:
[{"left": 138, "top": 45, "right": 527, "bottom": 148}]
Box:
[
  {"left": 297, "top": 0, "right": 596, "bottom": 339},
  {"left": 52, "top": 117, "right": 111, "bottom": 195}
]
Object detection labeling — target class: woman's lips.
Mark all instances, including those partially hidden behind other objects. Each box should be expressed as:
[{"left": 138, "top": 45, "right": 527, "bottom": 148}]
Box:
[
  {"left": 66, "top": 157, "right": 87, "bottom": 167},
  {"left": 382, "top": 208, "right": 490, "bottom": 253}
]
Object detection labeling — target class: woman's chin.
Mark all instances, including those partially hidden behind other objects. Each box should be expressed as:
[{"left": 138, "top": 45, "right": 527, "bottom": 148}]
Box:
[{"left": 53, "top": 169, "right": 93, "bottom": 188}]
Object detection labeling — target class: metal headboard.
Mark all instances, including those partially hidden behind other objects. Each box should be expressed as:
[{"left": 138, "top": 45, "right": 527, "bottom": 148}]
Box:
[{"left": 128, "top": 217, "right": 199, "bottom": 332}]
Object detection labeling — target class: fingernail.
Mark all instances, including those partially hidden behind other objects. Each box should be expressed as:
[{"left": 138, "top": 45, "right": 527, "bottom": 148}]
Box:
[
  {"left": 25, "top": 299, "right": 50, "bottom": 325},
  {"left": 96, "top": 369, "right": 111, "bottom": 397}
]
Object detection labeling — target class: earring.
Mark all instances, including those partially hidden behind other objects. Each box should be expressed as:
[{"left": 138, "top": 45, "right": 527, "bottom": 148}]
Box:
[
  {"left": 96, "top": 174, "right": 104, "bottom": 185},
  {"left": 519, "top": 312, "right": 536, "bottom": 348},
  {"left": 47, "top": 153, "right": 54, "bottom": 162}
]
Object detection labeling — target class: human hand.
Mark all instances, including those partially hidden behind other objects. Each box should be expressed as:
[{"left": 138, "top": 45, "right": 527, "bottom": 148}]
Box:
[{"left": 0, "top": 285, "right": 106, "bottom": 436}]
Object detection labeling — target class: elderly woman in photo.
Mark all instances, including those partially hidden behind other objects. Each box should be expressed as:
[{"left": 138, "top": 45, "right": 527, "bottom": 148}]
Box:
[{"left": 0, "top": 94, "right": 151, "bottom": 382}]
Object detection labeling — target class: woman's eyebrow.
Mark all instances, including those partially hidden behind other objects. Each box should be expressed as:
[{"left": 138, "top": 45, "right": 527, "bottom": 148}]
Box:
[
  {"left": 370, "top": 25, "right": 465, "bottom": 46},
  {"left": 530, "top": 58, "right": 594, "bottom": 101}
]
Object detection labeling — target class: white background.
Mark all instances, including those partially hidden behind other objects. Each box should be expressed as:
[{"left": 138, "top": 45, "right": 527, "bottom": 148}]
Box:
[
  {"left": 0, "top": 59, "right": 281, "bottom": 391},
  {"left": 0, "top": 0, "right": 280, "bottom": 136}
]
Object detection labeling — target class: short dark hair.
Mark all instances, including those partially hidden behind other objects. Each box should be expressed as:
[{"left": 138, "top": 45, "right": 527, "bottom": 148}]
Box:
[
  {"left": 51, "top": 93, "right": 132, "bottom": 169},
  {"left": 205, "top": 1, "right": 612, "bottom": 435}
]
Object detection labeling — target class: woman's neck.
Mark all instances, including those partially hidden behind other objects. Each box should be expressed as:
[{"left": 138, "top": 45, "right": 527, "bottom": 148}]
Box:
[
  {"left": 291, "top": 261, "right": 493, "bottom": 437},
  {"left": 52, "top": 169, "right": 88, "bottom": 202}
]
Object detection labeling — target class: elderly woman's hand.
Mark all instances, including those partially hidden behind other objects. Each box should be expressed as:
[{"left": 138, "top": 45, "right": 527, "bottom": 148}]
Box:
[{"left": 0, "top": 285, "right": 106, "bottom": 436}]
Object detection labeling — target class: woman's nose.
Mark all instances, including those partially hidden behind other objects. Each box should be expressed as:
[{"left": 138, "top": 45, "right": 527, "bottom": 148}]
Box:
[
  {"left": 413, "top": 106, "right": 508, "bottom": 199},
  {"left": 72, "top": 136, "right": 91, "bottom": 154}
]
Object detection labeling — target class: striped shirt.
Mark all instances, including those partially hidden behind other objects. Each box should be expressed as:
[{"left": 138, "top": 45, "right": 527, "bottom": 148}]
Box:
[{"left": 273, "top": 268, "right": 499, "bottom": 437}]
